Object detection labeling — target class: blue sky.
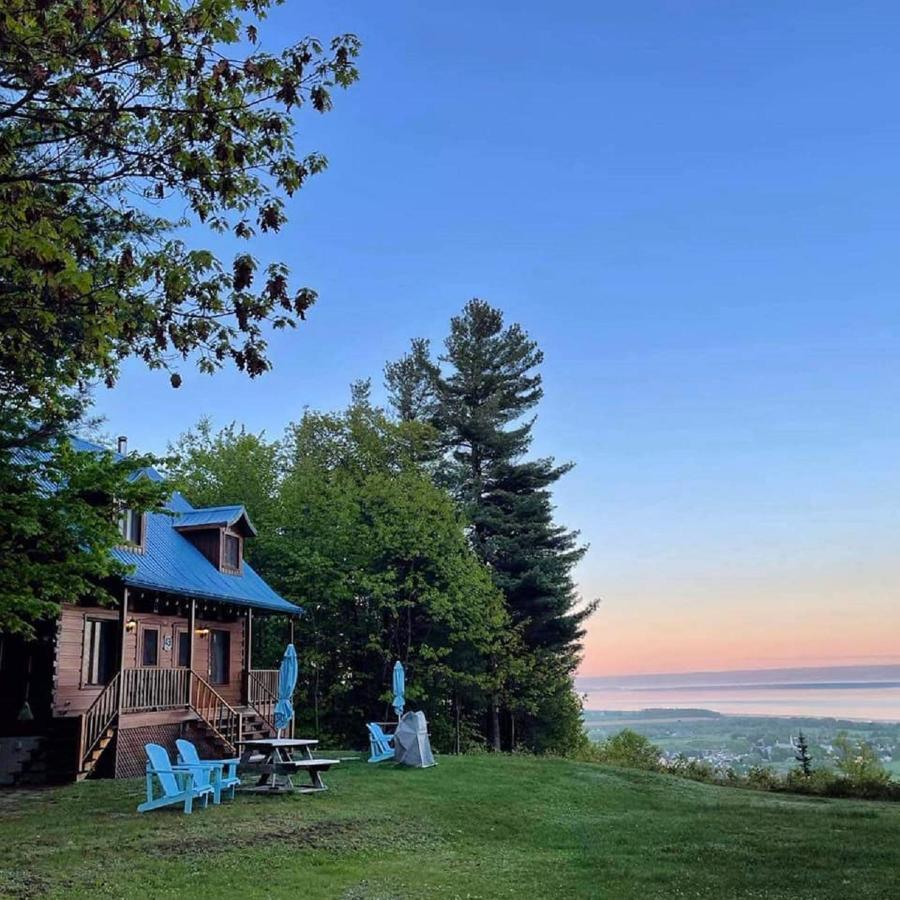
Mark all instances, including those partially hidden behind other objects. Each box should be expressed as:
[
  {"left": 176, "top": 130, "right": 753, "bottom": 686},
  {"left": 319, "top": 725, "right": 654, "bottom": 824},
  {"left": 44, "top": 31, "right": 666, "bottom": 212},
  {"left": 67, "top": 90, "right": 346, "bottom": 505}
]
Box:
[{"left": 95, "top": 2, "right": 900, "bottom": 674}]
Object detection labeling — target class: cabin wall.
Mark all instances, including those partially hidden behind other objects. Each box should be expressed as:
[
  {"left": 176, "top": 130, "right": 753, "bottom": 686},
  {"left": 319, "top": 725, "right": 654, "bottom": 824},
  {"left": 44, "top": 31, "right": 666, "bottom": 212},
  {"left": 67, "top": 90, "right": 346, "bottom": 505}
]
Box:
[
  {"left": 178, "top": 528, "right": 221, "bottom": 569},
  {"left": 53, "top": 603, "right": 247, "bottom": 716},
  {"left": 53, "top": 604, "right": 116, "bottom": 717}
]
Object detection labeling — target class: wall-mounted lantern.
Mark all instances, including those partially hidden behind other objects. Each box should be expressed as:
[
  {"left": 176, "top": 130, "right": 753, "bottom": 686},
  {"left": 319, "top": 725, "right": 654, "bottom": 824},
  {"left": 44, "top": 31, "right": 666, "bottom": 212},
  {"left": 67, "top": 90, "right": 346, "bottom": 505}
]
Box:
[
  {"left": 195, "top": 627, "right": 210, "bottom": 638},
  {"left": 125, "top": 618, "right": 138, "bottom": 633}
]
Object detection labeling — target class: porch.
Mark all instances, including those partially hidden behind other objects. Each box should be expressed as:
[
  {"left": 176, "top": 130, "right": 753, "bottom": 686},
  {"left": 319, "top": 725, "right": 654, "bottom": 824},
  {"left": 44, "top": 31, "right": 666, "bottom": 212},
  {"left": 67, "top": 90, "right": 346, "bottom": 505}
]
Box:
[
  {"left": 77, "top": 664, "right": 282, "bottom": 780},
  {"left": 50, "top": 586, "right": 292, "bottom": 782}
]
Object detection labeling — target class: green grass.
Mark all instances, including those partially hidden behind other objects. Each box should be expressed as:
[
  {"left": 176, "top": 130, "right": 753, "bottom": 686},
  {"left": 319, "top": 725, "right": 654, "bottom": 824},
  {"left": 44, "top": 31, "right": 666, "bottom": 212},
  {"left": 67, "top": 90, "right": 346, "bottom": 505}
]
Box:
[{"left": 1, "top": 754, "right": 898, "bottom": 899}]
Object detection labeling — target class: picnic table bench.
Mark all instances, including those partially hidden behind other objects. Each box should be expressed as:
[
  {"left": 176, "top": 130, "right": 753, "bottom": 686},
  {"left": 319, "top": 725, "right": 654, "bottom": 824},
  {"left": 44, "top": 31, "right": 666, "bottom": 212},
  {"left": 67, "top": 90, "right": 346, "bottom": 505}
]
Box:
[{"left": 237, "top": 738, "right": 340, "bottom": 794}]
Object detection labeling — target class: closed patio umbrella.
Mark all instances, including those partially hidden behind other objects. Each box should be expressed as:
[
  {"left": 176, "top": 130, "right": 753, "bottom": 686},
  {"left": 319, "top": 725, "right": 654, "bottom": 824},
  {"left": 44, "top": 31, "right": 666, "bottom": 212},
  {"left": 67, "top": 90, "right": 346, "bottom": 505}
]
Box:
[
  {"left": 392, "top": 660, "right": 405, "bottom": 719},
  {"left": 274, "top": 644, "right": 298, "bottom": 735}
]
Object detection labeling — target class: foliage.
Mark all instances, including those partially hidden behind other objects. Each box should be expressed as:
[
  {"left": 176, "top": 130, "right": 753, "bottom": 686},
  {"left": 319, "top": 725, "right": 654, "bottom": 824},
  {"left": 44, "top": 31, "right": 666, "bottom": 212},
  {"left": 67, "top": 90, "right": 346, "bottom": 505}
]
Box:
[
  {"left": 585, "top": 729, "right": 662, "bottom": 770},
  {"left": 833, "top": 733, "right": 891, "bottom": 786},
  {"left": 170, "top": 397, "right": 511, "bottom": 751},
  {"left": 1, "top": 0, "right": 360, "bottom": 422},
  {"left": 167, "top": 417, "right": 282, "bottom": 539},
  {"left": 0, "top": 433, "right": 166, "bottom": 635},
  {"left": 589, "top": 728, "right": 900, "bottom": 802},
  {"left": 385, "top": 299, "right": 594, "bottom": 752}
]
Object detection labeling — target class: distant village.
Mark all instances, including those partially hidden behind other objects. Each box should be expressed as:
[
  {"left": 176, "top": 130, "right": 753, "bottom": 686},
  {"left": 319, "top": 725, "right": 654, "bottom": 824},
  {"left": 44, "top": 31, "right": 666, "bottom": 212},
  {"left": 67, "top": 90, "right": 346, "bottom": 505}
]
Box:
[{"left": 584, "top": 709, "right": 900, "bottom": 776}]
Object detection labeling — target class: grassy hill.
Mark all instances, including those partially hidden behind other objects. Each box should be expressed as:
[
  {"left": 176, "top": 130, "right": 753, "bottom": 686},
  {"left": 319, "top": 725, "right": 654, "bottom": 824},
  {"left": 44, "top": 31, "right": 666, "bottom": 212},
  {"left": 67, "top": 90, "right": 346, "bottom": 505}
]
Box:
[{"left": 1, "top": 754, "right": 897, "bottom": 899}]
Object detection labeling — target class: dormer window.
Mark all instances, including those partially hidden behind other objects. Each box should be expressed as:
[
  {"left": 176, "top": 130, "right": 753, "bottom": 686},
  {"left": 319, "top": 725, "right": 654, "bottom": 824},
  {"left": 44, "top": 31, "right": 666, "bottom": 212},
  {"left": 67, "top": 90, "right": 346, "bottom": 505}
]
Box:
[
  {"left": 118, "top": 508, "right": 144, "bottom": 549},
  {"left": 173, "top": 504, "right": 255, "bottom": 572},
  {"left": 223, "top": 533, "right": 242, "bottom": 573}
]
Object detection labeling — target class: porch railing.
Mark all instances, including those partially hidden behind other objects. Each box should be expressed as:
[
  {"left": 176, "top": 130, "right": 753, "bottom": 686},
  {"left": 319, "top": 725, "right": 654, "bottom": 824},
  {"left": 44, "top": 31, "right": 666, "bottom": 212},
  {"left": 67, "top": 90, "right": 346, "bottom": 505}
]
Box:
[
  {"left": 121, "top": 667, "right": 190, "bottom": 712},
  {"left": 249, "top": 668, "right": 279, "bottom": 697},
  {"left": 190, "top": 671, "right": 241, "bottom": 751},
  {"left": 79, "top": 671, "right": 121, "bottom": 772},
  {"left": 247, "top": 669, "right": 279, "bottom": 732}
]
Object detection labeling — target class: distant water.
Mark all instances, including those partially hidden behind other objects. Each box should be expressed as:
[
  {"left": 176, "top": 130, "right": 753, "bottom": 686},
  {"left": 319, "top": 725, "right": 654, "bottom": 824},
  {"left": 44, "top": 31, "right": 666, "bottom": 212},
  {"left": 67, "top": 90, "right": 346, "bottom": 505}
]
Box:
[{"left": 577, "top": 665, "right": 900, "bottom": 721}]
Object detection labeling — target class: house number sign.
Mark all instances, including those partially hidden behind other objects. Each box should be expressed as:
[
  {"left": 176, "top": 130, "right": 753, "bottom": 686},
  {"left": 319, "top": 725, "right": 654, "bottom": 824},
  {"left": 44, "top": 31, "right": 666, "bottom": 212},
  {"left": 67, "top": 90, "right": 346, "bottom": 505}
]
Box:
[{"left": 162, "top": 635, "right": 173, "bottom": 652}]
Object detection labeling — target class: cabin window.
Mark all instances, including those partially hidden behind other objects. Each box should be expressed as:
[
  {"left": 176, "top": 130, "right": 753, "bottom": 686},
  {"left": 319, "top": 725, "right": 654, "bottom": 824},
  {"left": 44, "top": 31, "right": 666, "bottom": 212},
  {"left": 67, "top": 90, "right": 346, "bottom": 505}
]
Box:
[
  {"left": 223, "top": 533, "right": 241, "bottom": 571},
  {"left": 210, "top": 629, "right": 230, "bottom": 685},
  {"left": 84, "top": 618, "right": 117, "bottom": 686},
  {"left": 176, "top": 630, "right": 191, "bottom": 668},
  {"left": 118, "top": 509, "right": 144, "bottom": 548},
  {"left": 141, "top": 627, "right": 159, "bottom": 667}
]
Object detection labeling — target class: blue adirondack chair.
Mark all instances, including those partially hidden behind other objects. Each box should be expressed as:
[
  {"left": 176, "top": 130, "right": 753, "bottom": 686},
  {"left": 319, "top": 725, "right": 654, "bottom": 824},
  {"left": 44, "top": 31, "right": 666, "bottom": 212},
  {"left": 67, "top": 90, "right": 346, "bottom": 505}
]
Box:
[
  {"left": 176, "top": 739, "right": 241, "bottom": 803},
  {"left": 137, "top": 743, "right": 215, "bottom": 814},
  {"left": 367, "top": 723, "right": 396, "bottom": 763}
]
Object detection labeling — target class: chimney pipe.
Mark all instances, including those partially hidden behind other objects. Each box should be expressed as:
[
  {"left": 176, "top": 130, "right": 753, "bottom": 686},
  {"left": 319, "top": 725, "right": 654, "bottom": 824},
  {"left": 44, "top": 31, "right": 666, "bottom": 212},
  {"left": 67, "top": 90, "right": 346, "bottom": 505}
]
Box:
[{"left": 116, "top": 435, "right": 128, "bottom": 455}]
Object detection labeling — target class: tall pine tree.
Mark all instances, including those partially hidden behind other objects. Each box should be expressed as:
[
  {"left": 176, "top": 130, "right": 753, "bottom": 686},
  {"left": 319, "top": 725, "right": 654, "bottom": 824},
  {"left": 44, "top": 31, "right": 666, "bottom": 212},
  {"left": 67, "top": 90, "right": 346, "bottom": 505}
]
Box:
[{"left": 386, "top": 299, "right": 594, "bottom": 752}]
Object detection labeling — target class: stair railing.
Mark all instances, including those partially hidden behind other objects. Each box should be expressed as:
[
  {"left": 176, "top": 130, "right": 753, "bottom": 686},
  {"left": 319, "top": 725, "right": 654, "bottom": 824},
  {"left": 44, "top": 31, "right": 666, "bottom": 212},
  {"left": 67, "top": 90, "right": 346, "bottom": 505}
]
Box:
[
  {"left": 189, "top": 671, "right": 242, "bottom": 752},
  {"left": 79, "top": 671, "right": 121, "bottom": 772},
  {"left": 247, "top": 669, "right": 279, "bottom": 734}
]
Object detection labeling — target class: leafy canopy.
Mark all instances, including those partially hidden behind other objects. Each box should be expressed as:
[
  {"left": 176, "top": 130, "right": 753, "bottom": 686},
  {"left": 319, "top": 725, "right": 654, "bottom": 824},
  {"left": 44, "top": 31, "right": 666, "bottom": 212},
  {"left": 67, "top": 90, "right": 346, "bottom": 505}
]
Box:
[{"left": 0, "top": 0, "right": 360, "bottom": 425}]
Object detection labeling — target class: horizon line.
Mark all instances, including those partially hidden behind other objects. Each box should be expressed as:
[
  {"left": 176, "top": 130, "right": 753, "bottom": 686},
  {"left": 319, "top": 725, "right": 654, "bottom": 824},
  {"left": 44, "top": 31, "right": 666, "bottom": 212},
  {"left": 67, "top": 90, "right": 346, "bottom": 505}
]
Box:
[{"left": 577, "top": 660, "right": 900, "bottom": 682}]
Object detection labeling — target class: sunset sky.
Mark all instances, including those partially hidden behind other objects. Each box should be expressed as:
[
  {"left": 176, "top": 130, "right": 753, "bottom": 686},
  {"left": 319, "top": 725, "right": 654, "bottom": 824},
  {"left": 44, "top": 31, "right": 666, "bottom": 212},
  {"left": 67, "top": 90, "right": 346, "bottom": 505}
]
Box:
[{"left": 93, "top": 2, "right": 900, "bottom": 677}]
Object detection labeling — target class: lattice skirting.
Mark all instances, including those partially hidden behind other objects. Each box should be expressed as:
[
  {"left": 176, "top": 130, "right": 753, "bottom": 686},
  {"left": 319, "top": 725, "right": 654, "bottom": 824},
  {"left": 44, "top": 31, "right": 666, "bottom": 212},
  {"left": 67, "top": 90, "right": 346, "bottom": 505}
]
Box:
[
  {"left": 114, "top": 721, "right": 223, "bottom": 778},
  {"left": 115, "top": 724, "right": 183, "bottom": 778}
]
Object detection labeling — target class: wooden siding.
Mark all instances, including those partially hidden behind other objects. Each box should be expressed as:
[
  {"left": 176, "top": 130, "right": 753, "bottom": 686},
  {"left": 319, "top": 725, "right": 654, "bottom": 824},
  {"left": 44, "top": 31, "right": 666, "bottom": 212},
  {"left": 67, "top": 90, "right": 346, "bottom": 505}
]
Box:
[
  {"left": 53, "top": 605, "right": 117, "bottom": 717},
  {"left": 53, "top": 603, "right": 247, "bottom": 715},
  {"left": 179, "top": 527, "right": 221, "bottom": 569}
]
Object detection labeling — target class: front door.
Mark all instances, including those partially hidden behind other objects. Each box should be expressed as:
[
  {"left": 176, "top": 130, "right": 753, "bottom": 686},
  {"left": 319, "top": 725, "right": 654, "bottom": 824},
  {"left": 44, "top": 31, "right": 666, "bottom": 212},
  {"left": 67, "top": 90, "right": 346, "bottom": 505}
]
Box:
[{"left": 210, "top": 629, "right": 230, "bottom": 685}]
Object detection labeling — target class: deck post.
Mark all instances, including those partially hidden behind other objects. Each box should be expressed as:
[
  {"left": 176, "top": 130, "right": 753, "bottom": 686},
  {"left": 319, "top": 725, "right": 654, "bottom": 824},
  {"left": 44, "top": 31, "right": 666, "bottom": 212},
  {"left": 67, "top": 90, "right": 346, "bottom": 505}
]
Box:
[
  {"left": 117, "top": 587, "right": 129, "bottom": 714},
  {"left": 188, "top": 597, "right": 196, "bottom": 705},
  {"left": 244, "top": 608, "right": 253, "bottom": 705}
]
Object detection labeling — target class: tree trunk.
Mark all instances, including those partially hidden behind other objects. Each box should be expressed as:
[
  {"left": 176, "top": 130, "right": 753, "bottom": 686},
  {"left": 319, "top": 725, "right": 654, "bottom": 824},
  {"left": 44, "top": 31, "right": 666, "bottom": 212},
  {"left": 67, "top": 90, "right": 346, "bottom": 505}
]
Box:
[{"left": 489, "top": 693, "right": 501, "bottom": 751}]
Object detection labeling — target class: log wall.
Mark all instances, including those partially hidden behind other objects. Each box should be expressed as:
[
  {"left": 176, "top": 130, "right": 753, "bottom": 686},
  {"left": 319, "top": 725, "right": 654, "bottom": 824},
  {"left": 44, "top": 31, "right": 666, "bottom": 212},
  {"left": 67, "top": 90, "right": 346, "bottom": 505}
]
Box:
[{"left": 53, "top": 602, "right": 247, "bottom": 716}]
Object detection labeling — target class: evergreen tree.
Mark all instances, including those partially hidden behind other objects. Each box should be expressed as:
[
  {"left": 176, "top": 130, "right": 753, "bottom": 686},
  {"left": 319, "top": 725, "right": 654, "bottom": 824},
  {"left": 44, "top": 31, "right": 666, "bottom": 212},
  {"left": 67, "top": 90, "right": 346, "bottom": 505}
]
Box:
[
  {"left": 794, "top": 731, "right": 813, "bottom": 776},
  {"left": 386, "top": 299, "right": 594, "bottom": 753},
  {"left": 384, "top": 338, "right": 439, "bottom": 423}
]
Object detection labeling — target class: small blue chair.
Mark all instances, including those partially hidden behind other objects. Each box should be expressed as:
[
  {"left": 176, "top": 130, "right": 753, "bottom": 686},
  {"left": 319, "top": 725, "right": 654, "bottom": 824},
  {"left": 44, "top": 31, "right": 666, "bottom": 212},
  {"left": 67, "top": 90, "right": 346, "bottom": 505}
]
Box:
[
  {"left": 137, "top": 743, "right": 214, "bottom": 814},
  {"left": 367, "top": 723, "right": 396, "bottom": 763},
  {"left": 176, "top": 738, "right": 241, "bottom": 803}
]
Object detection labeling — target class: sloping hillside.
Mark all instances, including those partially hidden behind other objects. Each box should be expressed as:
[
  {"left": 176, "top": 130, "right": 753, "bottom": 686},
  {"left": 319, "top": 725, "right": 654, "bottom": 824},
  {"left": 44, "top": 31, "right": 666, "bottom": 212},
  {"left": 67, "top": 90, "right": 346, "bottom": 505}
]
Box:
[{"left": 0, "top": 754, "right": 897, "bottom": 898}]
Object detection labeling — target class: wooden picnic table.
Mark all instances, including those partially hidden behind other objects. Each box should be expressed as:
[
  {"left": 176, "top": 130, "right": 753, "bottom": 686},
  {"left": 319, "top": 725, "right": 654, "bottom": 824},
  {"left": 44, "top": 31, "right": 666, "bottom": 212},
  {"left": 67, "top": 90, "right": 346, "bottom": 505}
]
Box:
[{"left": 236, "top": 738, "right": 340, "bottom": 794}]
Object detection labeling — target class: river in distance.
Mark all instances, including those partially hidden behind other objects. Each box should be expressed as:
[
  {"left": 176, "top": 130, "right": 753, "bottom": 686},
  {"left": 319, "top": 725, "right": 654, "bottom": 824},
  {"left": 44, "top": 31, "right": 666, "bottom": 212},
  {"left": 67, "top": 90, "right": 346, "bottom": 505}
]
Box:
[{"left": 576, "top": 665, "right": 900, "bottom": 721}]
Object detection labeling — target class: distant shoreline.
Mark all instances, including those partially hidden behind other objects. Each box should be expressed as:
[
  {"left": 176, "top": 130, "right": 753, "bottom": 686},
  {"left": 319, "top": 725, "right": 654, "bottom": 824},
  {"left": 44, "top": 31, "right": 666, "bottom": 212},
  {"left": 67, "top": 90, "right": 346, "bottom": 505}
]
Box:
[
  {"left": 582, "top": 707, "right": 900, "bottom": 725},
  {"left": 577, "top": 663, "right": 900, "bottom": 689},
  {"left": 622, "top": 681, "right": 900, "bottom": 692}
]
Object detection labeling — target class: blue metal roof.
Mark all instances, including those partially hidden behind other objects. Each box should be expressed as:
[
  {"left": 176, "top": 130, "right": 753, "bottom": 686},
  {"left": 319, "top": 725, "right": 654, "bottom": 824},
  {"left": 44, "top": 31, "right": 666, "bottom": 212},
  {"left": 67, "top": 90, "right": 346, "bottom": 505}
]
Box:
[
  {"left": 21, "top": 435, "right": 296, "bottom": 613},
  {"left": 112, "top": 494, "right": 300, "bottom": 615},
  {"left": 173, "top": 505, "right": 258, "bottom": 536}
]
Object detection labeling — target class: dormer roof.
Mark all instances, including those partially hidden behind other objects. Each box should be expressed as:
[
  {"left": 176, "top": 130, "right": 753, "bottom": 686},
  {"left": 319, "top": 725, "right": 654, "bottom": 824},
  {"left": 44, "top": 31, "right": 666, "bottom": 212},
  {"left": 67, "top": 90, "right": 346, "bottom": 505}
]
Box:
[{"left": 173, "top": 505, "right": 257, "bottom": 537}]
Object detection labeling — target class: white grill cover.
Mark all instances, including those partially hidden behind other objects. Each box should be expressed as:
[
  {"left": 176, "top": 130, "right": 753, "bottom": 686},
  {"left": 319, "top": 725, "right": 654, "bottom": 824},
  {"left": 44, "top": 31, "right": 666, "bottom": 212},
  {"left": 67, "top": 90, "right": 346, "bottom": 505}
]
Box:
[{"left": 393, "top": 711, "right": 436, "bottom": 768}]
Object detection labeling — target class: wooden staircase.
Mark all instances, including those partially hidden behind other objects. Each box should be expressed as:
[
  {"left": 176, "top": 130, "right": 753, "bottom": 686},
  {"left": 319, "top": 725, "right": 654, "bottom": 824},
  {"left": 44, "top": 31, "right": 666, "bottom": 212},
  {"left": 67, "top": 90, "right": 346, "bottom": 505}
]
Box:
[
  {"left": 76, "top": 673, "right": 121, "bottom": 780},
  {"left": 52, "top": 669, "right": 279, "bottom": 782},
  {"left": 77, "top": 726, "right": 115, "bottom": 781}
]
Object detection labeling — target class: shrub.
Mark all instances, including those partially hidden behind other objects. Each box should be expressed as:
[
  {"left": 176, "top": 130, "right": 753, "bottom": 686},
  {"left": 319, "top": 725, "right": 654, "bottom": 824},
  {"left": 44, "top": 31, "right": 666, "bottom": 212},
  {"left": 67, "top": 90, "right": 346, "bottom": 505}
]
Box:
[
  {"left": 746, "top": 766, "right": 780, "bottom": 791},
  {"left": 589, "top": 729, "right": 662, "bottom": 771},
  {"left": 666, "top": 755, "right": 717, "bottom": 783},
  {"left": 832, "top": 734, "right": 891, "bottom": 785},
  {"left": 582, "top": 729, "right": 899, "bottom": 802}
]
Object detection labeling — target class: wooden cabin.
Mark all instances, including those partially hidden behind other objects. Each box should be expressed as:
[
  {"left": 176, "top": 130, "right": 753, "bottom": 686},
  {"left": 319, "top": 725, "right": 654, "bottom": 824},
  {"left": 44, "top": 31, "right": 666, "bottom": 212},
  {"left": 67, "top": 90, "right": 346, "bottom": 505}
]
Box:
[{"left": 0, "top": 439, "right": 300, "bottom": 785}]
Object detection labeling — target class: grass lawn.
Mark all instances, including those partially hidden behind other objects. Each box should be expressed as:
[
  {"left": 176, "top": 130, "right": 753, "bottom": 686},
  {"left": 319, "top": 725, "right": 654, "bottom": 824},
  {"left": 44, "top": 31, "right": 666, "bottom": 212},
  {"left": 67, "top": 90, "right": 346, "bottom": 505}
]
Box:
[{"left": 0, "top": 754, "right": 898, "bottom": 899}]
